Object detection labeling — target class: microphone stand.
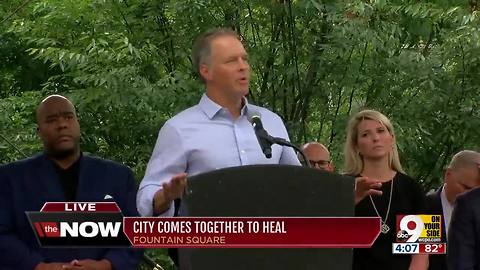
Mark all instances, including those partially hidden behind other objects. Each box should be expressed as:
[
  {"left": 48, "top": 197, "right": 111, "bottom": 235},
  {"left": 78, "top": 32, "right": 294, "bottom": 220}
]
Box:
[
  {"left": 256, "top": 132, "right": 311, "bottom": 168},
  {"left": 142, "top": 254, "right": 166, "bottom": 270}
]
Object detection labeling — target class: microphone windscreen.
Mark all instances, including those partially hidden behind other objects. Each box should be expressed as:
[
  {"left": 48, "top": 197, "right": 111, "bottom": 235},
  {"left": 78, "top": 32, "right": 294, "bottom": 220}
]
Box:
[{"left": 247, "top": 110, "right": 261, "bottom": 122}]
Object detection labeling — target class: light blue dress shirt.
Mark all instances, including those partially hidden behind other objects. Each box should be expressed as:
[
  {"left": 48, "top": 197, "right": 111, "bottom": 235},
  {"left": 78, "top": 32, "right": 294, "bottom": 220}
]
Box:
[{"left": 137, "top": 94, "right": 301, "bottom": 216}]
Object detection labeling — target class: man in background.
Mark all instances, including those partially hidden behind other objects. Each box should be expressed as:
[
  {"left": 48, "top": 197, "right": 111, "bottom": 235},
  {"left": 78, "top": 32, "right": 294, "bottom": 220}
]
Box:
[
  {"left": 448, "top": 183, "right": 480, "bottom": 270},
  {"left": 300, "top": 142, "right": 334, "bottom": 172},
  {"left": 425, "top": 150, "right": 480, "bottom": 270},
  {"left": 0, "top": 95, "right": 142, "bottom": 270}
]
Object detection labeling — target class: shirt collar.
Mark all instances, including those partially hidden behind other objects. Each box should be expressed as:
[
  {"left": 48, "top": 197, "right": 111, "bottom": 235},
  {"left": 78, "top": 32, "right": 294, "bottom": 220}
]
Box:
[
  {"left": 440, "top": 183, "right": 453, "bottom": 234},
  {"left": 198, "top": 94, "right": 250, "bottom": 119},
  {"left": 440, "top": 184, "right": 453, "bottom": 208},
  {"left": 46, "top": 152, "right": 83, "bottom": 171}
]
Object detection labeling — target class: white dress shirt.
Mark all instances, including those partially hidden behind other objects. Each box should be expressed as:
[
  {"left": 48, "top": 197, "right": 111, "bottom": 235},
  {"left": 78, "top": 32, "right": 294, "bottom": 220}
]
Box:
[
  {"left": 137, "top": 94, "right": 301, "bottom": 216},
  {"left": 440, "top": 185, "right": 453, "bottom": 235}
]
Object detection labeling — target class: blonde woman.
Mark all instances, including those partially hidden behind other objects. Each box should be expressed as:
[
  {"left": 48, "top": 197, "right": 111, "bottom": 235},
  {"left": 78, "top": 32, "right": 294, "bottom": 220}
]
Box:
[{"left": 345, "top": 109, "right": 428, "bottom": 270}]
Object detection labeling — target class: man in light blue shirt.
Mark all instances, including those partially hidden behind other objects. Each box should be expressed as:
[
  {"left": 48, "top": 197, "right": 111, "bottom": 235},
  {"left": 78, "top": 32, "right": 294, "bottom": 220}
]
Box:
[{"left": 137, "top": 28, "right": 300, "bottom": 217}]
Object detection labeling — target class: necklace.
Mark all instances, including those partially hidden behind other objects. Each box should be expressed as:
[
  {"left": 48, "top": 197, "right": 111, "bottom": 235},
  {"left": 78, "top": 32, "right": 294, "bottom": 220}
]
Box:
[{"left": 369, "top": 178, "right": 394, "bottom": 234}]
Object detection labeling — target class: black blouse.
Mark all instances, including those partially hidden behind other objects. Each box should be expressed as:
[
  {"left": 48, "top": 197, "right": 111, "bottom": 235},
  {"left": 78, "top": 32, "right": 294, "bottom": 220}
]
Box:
[{"left": 353, "top": 172, "right": 426, "bottom": 270}]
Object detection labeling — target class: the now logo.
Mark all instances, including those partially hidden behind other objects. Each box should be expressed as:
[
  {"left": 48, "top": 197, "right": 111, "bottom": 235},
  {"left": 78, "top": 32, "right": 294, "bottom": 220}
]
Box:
[{"left": 28, "top": 202, "right": 132, "bottom": 247}]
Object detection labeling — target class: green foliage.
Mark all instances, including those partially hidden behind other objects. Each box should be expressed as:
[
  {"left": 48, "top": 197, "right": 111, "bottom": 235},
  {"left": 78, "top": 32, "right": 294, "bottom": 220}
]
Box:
[
  {"left": 2, "top": 0, "right": 480, "bottom": 266},
  {"left": 2, "top": 0, "right": 479, "bottom": 183}
]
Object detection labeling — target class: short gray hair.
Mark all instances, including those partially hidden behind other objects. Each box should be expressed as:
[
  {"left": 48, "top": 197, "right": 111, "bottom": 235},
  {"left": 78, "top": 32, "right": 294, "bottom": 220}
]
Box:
[
  {"left": 448, "top": 150, "right": 480, "bottom": 169},
  {"left": 191, "top": 28, "right": 241, "bottom": 83}
]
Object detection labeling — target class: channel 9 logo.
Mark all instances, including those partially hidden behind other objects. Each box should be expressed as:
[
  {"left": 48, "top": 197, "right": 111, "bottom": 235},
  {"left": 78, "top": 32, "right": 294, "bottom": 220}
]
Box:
[{"left": 396, "top": 215, "right": 442, "bottom": 243}]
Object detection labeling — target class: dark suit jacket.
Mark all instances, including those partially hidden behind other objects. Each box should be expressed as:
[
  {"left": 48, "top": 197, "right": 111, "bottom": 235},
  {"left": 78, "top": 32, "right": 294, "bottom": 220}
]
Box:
[
  {"left": 0, "top": 153, "right": 143, "bottom": 270},
  {"left": 448, "top": 187, "right": 480, "bottom": 270},
  {"left": 425, "top": 186, "right": 448, "bottom": 270}
]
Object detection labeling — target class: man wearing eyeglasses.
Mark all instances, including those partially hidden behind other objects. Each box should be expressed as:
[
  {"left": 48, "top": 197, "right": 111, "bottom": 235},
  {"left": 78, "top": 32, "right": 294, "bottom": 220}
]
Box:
[
  {"left": 300, "top": 142, "right": 334, "bottom": 172},
  {"left": 425, "top": 150, "right": 480, "bottom": 270}
]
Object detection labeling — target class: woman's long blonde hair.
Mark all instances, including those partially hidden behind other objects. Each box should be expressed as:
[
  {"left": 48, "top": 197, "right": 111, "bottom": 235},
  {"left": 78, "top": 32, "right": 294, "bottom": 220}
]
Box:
[{"left": 343, "top": 109, "right": 404, "bottom": 175}]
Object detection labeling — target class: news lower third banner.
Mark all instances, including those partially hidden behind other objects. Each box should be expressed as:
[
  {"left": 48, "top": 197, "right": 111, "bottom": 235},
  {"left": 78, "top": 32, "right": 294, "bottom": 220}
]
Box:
[{"left": 27, "top": 202, "right": 381, "bottom": 248}]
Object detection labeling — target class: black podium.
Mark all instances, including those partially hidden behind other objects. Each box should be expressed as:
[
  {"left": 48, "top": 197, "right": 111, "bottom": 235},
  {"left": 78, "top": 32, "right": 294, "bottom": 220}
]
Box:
[{"left": 178, "top": 165, "right": 355, "bottom": 270}]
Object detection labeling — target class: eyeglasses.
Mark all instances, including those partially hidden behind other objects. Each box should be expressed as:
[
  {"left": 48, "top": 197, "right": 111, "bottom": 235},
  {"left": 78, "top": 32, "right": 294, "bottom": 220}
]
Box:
[{"left": 308, "top": 160, "right": 331, "bottom": 167}]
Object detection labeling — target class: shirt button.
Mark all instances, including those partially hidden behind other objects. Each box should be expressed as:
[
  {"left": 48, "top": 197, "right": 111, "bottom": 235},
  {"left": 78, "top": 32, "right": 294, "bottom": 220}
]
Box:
[{"left": 241, "top": 150, "right": 246, "bottom": 154}]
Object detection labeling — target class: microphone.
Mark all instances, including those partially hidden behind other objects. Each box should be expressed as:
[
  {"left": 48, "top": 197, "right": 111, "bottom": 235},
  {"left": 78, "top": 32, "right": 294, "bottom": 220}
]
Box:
[
  {"left": 248, "top": 112, "right": 311, "bottom": 167},
  {"left": 248, "top": 113, "right": 274, "bottom": 158}
]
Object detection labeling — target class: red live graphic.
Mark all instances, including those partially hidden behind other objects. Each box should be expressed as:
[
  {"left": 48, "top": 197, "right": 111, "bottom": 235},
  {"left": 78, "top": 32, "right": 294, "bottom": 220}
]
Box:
[{"left": 40, "top": 202, "right": 120, "bottom": 212}]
